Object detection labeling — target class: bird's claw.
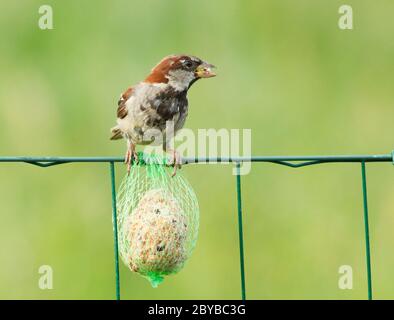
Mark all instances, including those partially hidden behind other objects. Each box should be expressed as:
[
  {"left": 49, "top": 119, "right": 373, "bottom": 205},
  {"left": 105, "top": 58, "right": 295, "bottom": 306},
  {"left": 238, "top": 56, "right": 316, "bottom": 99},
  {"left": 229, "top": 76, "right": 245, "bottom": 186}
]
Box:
[
  {"left": 125, "top": 147, "right": 138, "bottom": 175},
  {"left": 132, "top": 151, "right": 139, "bottom": 164},
  {"left": 167, "top": 150, "right": 182, "bottom": 177}
]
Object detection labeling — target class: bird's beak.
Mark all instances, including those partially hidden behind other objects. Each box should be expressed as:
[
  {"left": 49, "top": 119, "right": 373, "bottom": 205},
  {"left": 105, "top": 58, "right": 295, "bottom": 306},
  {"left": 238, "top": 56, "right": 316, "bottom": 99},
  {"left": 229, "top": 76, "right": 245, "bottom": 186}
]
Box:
[{"left": 195, "top": 62, "right": 216, "bottom": 78}]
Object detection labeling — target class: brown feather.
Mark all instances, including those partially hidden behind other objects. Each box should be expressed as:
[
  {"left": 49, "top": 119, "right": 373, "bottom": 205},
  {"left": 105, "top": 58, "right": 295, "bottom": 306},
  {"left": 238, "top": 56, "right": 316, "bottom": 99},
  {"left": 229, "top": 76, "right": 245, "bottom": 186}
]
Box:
[
  {"left": 117, "top": 87, "right": 133, "bottom": 119},
  {"left": 144, "top": 55, "right": 190, "bottom": 84},
  {"left": 110, "top": 127, "right": 123, "bottom": 140}
]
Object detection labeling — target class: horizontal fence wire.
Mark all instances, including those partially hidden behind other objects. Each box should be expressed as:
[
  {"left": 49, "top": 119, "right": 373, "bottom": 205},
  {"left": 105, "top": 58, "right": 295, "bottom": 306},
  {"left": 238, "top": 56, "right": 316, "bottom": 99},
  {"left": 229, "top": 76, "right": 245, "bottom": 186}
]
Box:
[
  {"left": 0, "top": 153, "right": 393, "bottom": 166},
  {"left": 0, "top": 152, "right": 393, "bottom": 300}
]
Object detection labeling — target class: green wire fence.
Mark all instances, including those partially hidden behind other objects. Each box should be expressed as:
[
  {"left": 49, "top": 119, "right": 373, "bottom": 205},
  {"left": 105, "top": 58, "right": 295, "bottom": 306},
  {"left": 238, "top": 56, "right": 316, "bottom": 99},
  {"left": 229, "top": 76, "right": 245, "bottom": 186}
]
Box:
[{"left": 1, "top": 151, "right": 393, "bottom": 300}]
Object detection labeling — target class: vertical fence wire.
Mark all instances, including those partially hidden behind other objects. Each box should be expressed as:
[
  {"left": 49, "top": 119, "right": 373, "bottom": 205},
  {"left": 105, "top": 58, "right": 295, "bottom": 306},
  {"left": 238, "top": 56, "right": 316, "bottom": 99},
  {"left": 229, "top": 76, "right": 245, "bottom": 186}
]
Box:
[
  {"left": 235, "top": 162, "right": 246, "bottom": 300},
  {"left": 361, "top": 161, "right": 373, "bottom": 300},
  {"left": 110, "top": 162, "right": 121, "bottom": 300}
]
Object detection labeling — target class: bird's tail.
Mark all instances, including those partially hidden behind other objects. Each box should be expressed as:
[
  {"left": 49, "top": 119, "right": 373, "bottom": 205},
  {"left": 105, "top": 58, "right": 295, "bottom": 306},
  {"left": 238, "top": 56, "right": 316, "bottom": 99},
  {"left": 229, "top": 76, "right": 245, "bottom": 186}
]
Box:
[{"left": 110, "top": 126, "right": 123, "bottom": 140}]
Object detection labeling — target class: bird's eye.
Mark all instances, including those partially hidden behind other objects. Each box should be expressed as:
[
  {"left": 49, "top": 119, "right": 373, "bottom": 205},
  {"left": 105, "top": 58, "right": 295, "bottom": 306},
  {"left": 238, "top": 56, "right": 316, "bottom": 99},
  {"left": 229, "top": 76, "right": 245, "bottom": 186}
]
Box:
[{"left": 184, "top": 61, "right": 193, "bottom": 69}]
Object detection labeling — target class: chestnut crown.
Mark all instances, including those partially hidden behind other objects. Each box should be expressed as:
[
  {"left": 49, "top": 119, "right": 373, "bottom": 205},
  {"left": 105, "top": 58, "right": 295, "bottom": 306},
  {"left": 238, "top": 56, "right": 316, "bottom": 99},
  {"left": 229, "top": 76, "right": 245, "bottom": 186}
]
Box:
[{"left": 145, "top": 54, "right": 216, "bottom": 91}]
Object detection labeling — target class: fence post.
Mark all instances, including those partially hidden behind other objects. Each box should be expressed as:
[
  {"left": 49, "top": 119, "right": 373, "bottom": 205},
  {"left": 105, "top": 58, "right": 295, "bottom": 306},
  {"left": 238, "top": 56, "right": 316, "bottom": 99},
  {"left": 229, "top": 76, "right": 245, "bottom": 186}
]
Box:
[
  {"left": 235, "top": 162, "right": 246, "bottom": 300},
  {"left": 361, "top": 161, "right": 372, "bottom": 300},
  {"left": 110, "top": 161, "right": 121, "bottom": 300}
]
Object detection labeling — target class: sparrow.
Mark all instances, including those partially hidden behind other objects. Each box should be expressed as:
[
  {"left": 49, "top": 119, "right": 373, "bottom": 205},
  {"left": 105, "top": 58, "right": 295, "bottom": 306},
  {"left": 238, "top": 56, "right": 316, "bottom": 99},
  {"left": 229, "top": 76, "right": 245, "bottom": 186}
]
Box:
[{"left": 110, "top": 54, "right": 216, "bottom": 174}]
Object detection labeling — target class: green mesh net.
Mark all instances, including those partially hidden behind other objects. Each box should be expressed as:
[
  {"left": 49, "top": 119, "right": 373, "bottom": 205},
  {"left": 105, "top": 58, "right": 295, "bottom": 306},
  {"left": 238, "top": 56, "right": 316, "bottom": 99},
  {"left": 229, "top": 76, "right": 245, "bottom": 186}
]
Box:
[{"left": 117, "top": 153, "right": 199, "bottom": 287}]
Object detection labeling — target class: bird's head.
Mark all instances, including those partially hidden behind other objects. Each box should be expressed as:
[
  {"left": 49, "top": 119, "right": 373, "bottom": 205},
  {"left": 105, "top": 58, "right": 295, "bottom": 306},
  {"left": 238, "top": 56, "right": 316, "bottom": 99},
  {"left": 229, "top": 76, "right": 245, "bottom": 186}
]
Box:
[{"left": 145, "top": 54, "right": 216, "bottom": 91}]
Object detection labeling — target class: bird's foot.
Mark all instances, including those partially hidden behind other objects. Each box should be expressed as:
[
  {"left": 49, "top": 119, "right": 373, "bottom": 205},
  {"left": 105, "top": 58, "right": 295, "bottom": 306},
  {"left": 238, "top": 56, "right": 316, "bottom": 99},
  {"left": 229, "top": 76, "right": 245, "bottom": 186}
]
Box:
[
  {"left": 124, "top": 149, "right": 131, "bottom": 165},
  {"left": 124, "top": 150, "right": 132, "bottom": 175},
  {"left": 125, "top": 144, "right": 138, "bottom": 175},
  {"left": 167, "top": 149, "right": 182, "bottom": 177},
  {"left": 132, "top": 150, "right": 139, "bottom": 164}
]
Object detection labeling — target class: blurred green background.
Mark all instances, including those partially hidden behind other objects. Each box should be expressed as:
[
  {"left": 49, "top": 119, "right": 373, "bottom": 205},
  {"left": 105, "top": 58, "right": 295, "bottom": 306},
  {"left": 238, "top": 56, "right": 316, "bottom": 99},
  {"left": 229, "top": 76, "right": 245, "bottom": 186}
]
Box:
[{"left": 0, "top": 0, "right": 393, "bottom": 299}]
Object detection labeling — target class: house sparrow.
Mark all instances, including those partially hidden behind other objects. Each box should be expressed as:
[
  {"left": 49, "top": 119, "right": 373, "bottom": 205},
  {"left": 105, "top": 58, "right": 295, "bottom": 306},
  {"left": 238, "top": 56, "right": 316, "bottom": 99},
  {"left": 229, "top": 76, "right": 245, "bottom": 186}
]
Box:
[{"left": 110, "top": 54, "right": 216, "bottom": 174}]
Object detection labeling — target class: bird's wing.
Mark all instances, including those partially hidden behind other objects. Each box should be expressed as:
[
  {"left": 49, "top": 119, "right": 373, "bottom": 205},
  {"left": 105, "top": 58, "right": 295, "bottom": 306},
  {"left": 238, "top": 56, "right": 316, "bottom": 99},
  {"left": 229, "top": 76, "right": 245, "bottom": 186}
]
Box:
[
  {"left": 117, "top": 87, "right": 134, "bottom": 119},
  {"left": 109, "top": 87, "right": 134, "bottom": 140}
]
